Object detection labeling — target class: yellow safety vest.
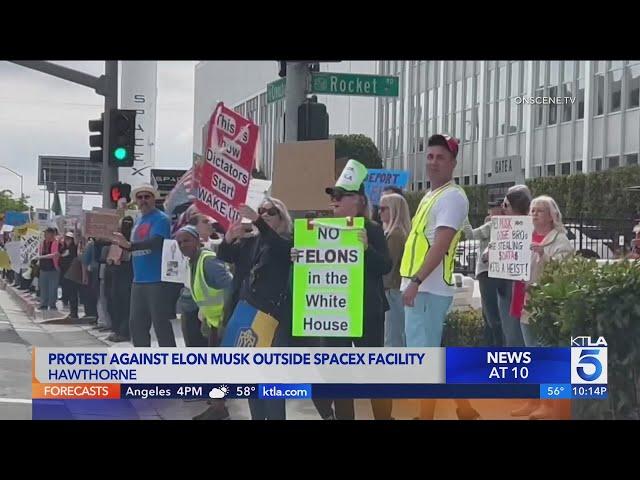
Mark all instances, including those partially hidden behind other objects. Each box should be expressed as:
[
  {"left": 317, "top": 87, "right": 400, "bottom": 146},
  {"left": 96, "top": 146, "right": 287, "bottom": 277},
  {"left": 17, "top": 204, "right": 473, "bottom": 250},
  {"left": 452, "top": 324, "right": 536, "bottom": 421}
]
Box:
[
  {"left": 399, "top": 182, "right": 466, "bottom": 286},
  {"left": 191, "top": 250, "right": 225, "bottom": 328}
]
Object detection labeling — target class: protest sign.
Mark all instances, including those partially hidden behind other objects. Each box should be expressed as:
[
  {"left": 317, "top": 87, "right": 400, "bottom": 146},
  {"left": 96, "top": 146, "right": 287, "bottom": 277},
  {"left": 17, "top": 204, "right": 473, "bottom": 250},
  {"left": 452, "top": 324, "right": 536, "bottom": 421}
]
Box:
[
  {"left": 5, "top": 241, "right": 21, "bottom": 273},
  {"left": 84, "top": 212, "right": 120, "bottom": 241},
  {"left": 292, "top": 217, "right": 364, "bottom": 337},
  {"left": 20, "top": 229, "right": 42, "bottom": 269},
  {"left": 195, "top": 102, "right": 259, "bottom": 230},
  {"left": 488, "top": 215, "right": 533, "bottom": 281},
  {"left": 160, "top": 239, "right": 189, "bottom": 284},
  {"left": 363, "top": 169, "right": 410, "bottom": 205}
]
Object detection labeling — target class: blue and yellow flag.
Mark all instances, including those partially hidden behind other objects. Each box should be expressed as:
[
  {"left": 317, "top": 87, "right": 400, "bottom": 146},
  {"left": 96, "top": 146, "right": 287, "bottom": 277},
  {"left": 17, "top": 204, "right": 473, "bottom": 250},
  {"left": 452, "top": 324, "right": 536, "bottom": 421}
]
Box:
[{"left": 221, "top": 300, "right": 278, "bottom": 347}]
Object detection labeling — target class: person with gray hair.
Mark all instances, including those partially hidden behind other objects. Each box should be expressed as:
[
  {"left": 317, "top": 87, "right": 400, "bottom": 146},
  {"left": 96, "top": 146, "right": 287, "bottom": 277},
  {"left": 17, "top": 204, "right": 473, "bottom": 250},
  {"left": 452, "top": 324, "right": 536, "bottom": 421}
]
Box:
[{"left": 511, "top": 195, "right": 574, "bottom": 419}]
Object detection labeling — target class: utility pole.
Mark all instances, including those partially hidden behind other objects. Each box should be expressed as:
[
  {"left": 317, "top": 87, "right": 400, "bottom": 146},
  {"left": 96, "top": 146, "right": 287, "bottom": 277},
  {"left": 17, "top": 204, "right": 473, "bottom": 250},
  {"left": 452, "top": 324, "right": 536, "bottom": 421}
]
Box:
[{"left": 9, "top": 61, "right": 119, "bottom": 207}]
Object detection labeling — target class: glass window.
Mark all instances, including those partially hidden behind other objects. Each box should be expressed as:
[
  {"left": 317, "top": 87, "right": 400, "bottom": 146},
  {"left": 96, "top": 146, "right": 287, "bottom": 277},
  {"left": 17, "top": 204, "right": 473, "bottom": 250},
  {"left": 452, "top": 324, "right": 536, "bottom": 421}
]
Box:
[
  {"left": 488, "top": 69, "right": 495, "bottom": 101},
  {"left": 510, "top": 62, "right": 520, "bottom": 97},
  {"left": 595, "top": 74, "right": 605, "bottom": 115},
  {"left": 596, "top": 61, "right": 606, "bottom": 74},
  {"left": 474, "top": 74, "right": 480, "bottom": 105},
  {"left": 609, "top": 69, "right": 622, "bottom": 112},
  {"left": 456, "top": 80, "right": 463, "bottom": 111},
  {"left": 448, "top": 83, "right": 454, "bottom": 113},
  {"left": 611, "top": 60, "right": 623, "bottom": 70},
  {"left": 510, "top": 100, "right": 519, "bottom": 133},
  {"left": 627, "top": 65, "right": 640, "bottom": 109},
  {"left": 626, "top": 153, "right": 638, "bottom": 165},
  {"left": 499, "top": 66, "right": 506, "bottom": 99},
  {"left": 577, "top": 79, "right": 585, "bottom": 119},
  {"left": 418, "top": 92, "right": 425, "bottom": 121},
  {"left": 464, "top": 176, "right": 470, "bottom": 185},
  {"left": 428, "top": 89, "right": 435, "bottom": 118},
  {"left": 546, "top": 164, "right": 556, "bottom": 176},
  {"left": 563, "top": 83, "right": 573, "bottom": 122},
  {"left": 538, "top": 62, "right": 546, "bottom": 88},
  {"left": 417, "top": 181, "right": 423, "bottom": 190},
  {"left": 549, "top": 61, "right": 560, "bottom": 85},
  {"left": 608, "top": 155, "right": 619, "bottom": 168},
  {"left": 488, "top": 102, "right": 495, "bottom": 137},
  {"left": 595, "top": 158, "right": 602, "bottom": 171},
  {"left": 474, "top": 174, "right": 478, "bottom": 184},
  {"left": 535, "top": 88, "right": 544, "bottom": 127},
  {"left": 561, "top": 162, "right": 571, "bottom": 175},
  {"left": 455, "top": 113, "right": 462, "bottom": 138},
  {"left": 465, "top": 76, "right": 473, "bottom": 108},
  {"left": 576, "top": 160, "right": 583, "bottom": 172},
  {"left": 548, "top": 86, "right": 558, "bottom": 125},
  {"left": 464, "top": 109, "right": 473, "bottom": 142},
  {"left": 454, "top": 177, "right": 460, "bottom": 185},
  {"left": 563, "top": 61, "right": 574, "bottom": 82},
  {"left": 498, "top": 100, "right": 506, "bottom": 134}
]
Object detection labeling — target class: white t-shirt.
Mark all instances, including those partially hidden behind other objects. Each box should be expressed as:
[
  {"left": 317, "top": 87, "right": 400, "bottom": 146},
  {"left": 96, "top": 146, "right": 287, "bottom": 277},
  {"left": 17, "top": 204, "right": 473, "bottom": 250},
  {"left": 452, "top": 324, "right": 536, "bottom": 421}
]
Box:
[{"left": 400, "top": 186, "right": 469, "bottom": 297}]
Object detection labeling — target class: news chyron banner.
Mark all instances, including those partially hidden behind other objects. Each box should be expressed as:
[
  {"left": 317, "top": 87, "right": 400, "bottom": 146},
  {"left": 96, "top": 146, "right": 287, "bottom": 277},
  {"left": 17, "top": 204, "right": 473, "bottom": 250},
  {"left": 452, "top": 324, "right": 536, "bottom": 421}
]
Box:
[
  {"left": 31, "top": 336, "right": 609, "bottom": 419},
  {"left": 195, "top": 102, "right": 259, "bottom": 231}
]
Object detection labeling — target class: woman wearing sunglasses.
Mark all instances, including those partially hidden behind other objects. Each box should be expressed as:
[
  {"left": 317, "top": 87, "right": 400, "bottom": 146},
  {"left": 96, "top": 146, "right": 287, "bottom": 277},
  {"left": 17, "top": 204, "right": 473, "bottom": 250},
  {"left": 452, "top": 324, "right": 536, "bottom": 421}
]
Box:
[{"left": 217, "top": 197, "right": 294, "bottom": 420}]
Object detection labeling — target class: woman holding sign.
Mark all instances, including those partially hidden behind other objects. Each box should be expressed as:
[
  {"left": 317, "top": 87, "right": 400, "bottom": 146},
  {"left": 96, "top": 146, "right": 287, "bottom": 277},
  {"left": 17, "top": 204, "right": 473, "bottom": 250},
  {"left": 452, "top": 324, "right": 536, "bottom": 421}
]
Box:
[
  {"left": 295, "top": 159, "right": 392, "bottom": 420},
  {"left": 218, "top": 197, "right": 293, "bottom": 420},
  {"left": 511, "top": 195, "right": 573, "bottom": 419}
]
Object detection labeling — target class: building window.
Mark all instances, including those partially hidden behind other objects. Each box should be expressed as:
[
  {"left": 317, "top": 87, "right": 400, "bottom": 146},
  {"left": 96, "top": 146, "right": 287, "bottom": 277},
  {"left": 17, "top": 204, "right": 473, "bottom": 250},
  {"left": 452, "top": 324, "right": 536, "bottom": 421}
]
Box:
[
  {"left": 561, "top": 162, "right": 571, "bottom": 175},
  {"left": 546, "top": 164, "right": 556, "bottom": 176},
  {"left": 454, "top": 177, "right": 460, "bottom": 184},
  {"left": 535, "top": 87, "right": 545, "bottom": 127},
  {"left": 426, "top": 181, "right": 431, "bottom": 189},
  {"left": 535, "top": 166, "right": 542, "bottom": 177},
  {"left": 562, "top": 83, "right": 573, "bottom": 122},
  {"left": 548, "top": 85, "right": 558, "bottom": 125},
  {"left": 608, "top": 68, "right": 622, "bottom": 113},
  {"left": 625, "top": 153, "right": 638, "bottom": 165},
  {"left": 474, "top": 175, "right": 478, "bottom": 185},
  {"left": 595, "top": 158, "right": 602, "bottom": 171},
  {"left": 595, "top": 74, "right": 605, "bottom": 115},
  {"left": 577, "top": 79, "right": 585, "bottom": 119},
  {"left": 576, "top": 161, "right": 583, "bottom": 172},
  {"left": 464, "top": 175, "right": 470, "bottom": 185},
  {"left": 608, "top": 155, "right": 619, "bottom": 168},
  {"left": 627, "top": 64, "right": 640, "bottom": 109}
]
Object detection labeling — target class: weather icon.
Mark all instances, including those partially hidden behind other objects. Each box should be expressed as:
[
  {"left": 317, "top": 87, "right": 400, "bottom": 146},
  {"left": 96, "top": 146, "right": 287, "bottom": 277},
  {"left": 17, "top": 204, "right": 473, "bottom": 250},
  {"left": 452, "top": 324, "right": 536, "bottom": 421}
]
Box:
[{"left": 209, "top": 385, "right": 229, "bottom": 399}]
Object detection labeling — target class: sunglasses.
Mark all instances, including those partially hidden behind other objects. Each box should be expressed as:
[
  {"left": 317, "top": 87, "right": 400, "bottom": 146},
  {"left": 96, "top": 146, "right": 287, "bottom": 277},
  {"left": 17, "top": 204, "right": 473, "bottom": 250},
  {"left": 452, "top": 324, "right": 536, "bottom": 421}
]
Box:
[
  {"left": 136, "top": 194, "right": 153, "bottom": 200},
  {"left": 331, "top": 192, "right": 358, "bottom": 202},
  {"left": 258, "top": 206, "right": 280, "bottom": 217}
]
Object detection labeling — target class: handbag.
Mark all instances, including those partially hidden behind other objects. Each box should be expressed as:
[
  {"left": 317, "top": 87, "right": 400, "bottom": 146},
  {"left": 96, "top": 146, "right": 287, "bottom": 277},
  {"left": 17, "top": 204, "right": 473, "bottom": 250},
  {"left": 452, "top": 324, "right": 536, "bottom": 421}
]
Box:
[{"left": 64, "top": 257, "right": 83, "bottom": 285}]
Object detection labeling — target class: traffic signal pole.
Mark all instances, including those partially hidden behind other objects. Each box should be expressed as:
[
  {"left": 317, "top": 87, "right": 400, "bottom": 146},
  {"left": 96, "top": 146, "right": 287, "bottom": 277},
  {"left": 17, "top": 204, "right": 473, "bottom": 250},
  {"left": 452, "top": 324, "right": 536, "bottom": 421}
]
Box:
[
  {"left": 9, "top": 60, "right": 119, "bottom": 207},
  {"left": 284, "top": 62, "right": 310, "bottom": 142}
]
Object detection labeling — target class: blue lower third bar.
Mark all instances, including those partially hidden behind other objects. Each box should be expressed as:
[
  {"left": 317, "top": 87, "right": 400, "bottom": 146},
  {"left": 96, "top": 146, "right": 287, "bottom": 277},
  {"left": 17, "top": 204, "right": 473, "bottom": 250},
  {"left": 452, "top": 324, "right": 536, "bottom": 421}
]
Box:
[
  {"left": 257, "top": 384, "right": 539, "bottom": 399},
  {"left": 539, "top": 384, "right": 572, "bottom": 399}
]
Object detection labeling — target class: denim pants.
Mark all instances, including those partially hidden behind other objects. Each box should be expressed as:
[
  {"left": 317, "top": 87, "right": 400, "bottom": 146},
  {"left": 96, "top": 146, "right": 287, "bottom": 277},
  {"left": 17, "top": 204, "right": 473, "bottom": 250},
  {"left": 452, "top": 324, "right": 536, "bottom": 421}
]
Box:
[
  {"left": 39, "top": 270, "right": 59, "bottom": 309},
  {"left": 404, "top": 291, "right": 453, "bottom": 347},
  {"left": 384, "top": 289, "right": 406, "bottom": 347}
]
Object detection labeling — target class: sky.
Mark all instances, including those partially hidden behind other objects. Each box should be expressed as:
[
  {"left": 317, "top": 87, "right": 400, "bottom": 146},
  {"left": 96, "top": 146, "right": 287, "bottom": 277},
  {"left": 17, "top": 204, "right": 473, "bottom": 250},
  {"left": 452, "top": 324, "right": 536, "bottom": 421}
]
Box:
[{"left": 0, "top": 61, "right": 196, "bottom": 211}]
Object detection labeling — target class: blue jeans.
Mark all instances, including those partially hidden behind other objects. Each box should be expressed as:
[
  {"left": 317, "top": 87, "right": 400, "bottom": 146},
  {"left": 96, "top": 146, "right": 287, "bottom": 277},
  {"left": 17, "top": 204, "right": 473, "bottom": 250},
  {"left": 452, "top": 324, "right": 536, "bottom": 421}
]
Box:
[
  {"left": 496, "top": 279, "right": 524, "bottom": 347},
  {"left": 39, "top": 270, "right": 59, "bottom": 309},
  {"left": 477, "top": 272, "right": 504, "bottom": 346},
  {"left": 384, "top": 289, "right": 406, "bottom": 347},
  {"left": 404, "top": 291, "right": 453, "bottom": 347}
]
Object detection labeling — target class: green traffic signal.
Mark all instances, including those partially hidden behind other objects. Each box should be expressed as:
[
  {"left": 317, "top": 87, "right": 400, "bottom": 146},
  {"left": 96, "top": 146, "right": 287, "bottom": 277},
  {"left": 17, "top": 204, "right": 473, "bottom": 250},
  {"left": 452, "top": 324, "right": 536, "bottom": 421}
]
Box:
[{"left": 114, "top": 147, "right": 128, "bottom": 161}]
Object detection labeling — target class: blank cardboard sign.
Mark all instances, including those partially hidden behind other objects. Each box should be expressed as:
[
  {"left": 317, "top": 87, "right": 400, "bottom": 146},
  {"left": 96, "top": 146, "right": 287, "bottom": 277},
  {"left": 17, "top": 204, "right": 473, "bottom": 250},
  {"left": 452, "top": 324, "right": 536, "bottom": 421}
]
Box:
[{"left": 271, "top": 140, "right": 336, "bottom": 211}]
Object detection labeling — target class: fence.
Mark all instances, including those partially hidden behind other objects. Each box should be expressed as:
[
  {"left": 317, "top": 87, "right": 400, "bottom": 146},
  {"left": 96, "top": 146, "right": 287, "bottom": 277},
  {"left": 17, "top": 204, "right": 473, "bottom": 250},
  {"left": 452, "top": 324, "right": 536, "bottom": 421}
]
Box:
[{"left": 454, "top": 215, "right": 638, "bottom": 277}]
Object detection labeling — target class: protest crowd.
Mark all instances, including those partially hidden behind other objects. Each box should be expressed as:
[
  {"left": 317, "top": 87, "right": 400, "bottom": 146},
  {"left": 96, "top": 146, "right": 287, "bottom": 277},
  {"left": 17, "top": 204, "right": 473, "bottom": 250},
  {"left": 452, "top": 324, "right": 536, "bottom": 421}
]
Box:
[{"left": 1, "top": 127, "right": 637, "bottom": 422}]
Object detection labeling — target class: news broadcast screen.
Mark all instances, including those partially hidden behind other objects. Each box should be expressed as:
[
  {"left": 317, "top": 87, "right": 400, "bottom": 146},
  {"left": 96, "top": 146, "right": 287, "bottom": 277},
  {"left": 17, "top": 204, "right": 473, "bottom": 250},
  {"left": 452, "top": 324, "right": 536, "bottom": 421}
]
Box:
[{"left": 0, "top": 58, "right": 638, "bottom": 422}]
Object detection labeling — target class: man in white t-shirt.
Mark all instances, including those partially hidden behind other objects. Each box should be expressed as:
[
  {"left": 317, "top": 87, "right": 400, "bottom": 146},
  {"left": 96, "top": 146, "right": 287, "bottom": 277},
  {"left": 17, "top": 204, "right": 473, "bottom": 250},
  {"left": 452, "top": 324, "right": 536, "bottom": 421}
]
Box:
[{"left": 400, "top": 133, "right": 479, "bottom": 420}]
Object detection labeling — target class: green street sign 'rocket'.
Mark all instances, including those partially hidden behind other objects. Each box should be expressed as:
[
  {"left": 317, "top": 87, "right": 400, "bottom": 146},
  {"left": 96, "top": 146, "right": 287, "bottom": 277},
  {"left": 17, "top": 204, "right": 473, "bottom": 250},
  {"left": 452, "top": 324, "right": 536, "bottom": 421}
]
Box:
[{"left": 292, "top": 217, "right": 364, "bottom": 338}]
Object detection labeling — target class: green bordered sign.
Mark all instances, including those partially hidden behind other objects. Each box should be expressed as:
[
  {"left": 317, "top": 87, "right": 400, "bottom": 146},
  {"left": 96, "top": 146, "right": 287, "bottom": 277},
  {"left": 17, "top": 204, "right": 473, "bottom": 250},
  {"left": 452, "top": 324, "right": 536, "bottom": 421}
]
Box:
[
  {"left": 310, "top": 72, "right": 399, "bottom": 97},
  {"left": 267, "top": 77, "right": 286, "bottom": 103},
  {"left": 292, "top": 217, "right": 364, "bottom": 337}
]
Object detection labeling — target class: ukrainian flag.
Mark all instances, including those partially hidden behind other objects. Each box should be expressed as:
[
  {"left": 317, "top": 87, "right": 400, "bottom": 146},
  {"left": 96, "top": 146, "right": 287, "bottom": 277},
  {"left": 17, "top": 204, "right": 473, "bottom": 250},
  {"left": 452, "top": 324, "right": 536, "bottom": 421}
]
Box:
[{"left": 221, "top": 300, "right": 278, "bottom": 347}]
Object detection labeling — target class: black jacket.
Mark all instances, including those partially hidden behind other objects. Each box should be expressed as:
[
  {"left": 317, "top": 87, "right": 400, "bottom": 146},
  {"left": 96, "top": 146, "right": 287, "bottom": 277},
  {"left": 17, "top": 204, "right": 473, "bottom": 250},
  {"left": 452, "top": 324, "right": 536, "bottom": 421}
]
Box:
[{"left": 217, "top": 217, "right": 293, "bottom": 324}]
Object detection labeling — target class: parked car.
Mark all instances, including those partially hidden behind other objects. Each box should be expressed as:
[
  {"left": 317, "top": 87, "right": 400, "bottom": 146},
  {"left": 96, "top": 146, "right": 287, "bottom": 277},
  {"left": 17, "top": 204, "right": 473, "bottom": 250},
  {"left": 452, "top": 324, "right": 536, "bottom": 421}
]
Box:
[{"left": 564, "top": 224, "right": 615, "bottom": 260}]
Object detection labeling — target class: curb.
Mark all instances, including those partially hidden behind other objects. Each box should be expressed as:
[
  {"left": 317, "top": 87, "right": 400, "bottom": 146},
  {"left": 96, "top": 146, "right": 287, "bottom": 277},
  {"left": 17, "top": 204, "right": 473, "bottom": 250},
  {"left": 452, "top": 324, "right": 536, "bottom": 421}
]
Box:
[{"left": 0, "top": 278, "right": 37, "bottom": 319}]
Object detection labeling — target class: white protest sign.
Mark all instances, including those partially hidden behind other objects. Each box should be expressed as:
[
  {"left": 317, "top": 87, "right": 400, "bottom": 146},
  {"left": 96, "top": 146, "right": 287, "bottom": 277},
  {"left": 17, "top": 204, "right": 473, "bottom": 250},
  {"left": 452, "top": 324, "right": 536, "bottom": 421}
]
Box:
[
  {"left": 5, "top": 241, "right": 22, "bottom": 273},
  {"left": 34, "top": 209, "right": 50, "bottom": 229},
  {"left": 246, "top": 179, "right": 272, "bottom": 210},
  {"left": 488, "top": 215, "right": 533, "bottom": 281},
  {"left": 66, "top": 195, "right": 83, "bottom": 217},
  {"left": 20, "top": 230, "right": 42, "bottom": 270},
  {"left": 161, "top": 239, "right": 189, "bottom": 284}
]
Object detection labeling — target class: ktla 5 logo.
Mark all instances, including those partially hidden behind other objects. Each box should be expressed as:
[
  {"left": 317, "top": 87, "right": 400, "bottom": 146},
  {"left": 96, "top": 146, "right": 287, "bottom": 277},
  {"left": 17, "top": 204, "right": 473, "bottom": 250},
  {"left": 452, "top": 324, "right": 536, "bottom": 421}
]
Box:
[{"left": 571, "top": 337, "right": 608, "bottom": 384}]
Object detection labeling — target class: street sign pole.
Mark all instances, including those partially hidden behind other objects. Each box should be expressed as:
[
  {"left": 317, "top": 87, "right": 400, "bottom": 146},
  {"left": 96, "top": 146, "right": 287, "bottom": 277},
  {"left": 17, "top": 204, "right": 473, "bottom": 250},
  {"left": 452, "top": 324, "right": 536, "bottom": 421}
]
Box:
[{"left": 284, "top": 62, "right": 310, "bottom": 142}]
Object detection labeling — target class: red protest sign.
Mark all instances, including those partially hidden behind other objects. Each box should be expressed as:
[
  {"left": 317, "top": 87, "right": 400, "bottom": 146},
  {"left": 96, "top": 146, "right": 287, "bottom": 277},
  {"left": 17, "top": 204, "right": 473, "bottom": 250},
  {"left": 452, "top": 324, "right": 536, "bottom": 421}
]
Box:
[{"left": 195, "top": 102, "right": 259, "bottom": 229}]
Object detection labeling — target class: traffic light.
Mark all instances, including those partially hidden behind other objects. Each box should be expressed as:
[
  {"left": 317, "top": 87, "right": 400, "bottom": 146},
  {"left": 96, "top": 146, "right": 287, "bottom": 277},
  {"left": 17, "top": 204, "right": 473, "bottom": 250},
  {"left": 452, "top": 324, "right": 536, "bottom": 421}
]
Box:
[
  {"left": 108, "top": 109, "right": 137, "bottom": 167},
  {"left": 298, "top": 99, "right": 329, "bottom": 141},
  {"left": 109, "top": 182, "right": 131, "bottom": 207},
  {"left": 88, "top": 114, "right": 104, "bottom": 163},
  {"left": 278, "top": 61, "right": 287, "bottom": 78}
]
